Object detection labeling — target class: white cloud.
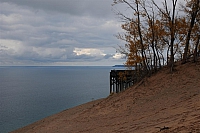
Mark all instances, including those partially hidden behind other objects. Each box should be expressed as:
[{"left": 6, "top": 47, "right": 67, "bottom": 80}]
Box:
[
  {"left": 73, "top": 48, "right": 106, "bottom": 56},
  {"left": 0, "top": 39, "right": 24, "bottom": 55},
  {"left": 113, "top": 53, "right": 124, "bottom": 59}
]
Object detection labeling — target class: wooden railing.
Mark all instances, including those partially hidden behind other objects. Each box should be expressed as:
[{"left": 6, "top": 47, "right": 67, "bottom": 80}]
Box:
[{"left": 110, "top": 70, "right": 137, "bottom": 94}]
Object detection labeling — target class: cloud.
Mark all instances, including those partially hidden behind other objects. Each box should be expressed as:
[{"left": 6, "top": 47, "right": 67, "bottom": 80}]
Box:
[
  {"left": 0, "top": 1, "right": 125, "bottom": 66},
  {"left": 0, "top": 0, "right": 115, "bottom": 18},
  {"left": 73, "top": 48, "right": 106, "bottom": 56},
  {"left": 72, "top": 47, "right": 125, "bottom": 63},
  {"left": 113, "top": 53, "right": 124, "bottom": 59}
]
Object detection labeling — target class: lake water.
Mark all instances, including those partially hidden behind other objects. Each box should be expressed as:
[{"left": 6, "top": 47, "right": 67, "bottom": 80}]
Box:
[{"left": 0, "top": 66, "right": 117, "bottom": 133}]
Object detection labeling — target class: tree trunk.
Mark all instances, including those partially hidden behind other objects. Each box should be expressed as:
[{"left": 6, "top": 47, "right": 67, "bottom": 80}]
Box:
[
  {"left": 136, "top": 1, "right": 148, "bottom": 72},
  {"left": 169, "top": 0, "right": 179, "bottom": 72},
  {"left": 182, "top": 0, "right": 200, "bottom": 64},
  {"left": 193, "top": 35, "right": 200, "bottom": 62}
]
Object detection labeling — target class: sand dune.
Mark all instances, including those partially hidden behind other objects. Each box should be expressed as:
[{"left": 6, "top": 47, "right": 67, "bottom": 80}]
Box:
[{"left": 11, "top": 61, "right": 200, "bottom": 133}]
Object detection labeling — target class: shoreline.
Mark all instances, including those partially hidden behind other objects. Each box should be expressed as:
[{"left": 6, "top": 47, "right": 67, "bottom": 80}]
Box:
[
  {"left": 11, "top": 62, "right": 200, "bottom": 133},
  {"left": 10, "top": 98, "right": 105, "bottom": 133}
]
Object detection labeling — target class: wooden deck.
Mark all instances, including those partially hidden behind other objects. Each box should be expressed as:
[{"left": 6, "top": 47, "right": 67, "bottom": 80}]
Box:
[{"left": 110, "top": 70, "right": 137, "bottom": 93}]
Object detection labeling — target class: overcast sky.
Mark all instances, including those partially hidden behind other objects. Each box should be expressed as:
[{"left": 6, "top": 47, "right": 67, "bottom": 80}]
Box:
[
  {"left": 0, "top": 0, "right": 126, "bottom": 66},
  {"left": 0, "top": 0, "right": 186, "bottom": 66}
]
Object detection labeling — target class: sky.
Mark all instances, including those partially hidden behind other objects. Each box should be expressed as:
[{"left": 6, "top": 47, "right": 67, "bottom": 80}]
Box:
[
  {"left": 0, "top": 0, "right": 186, "bottom": 66},
  {"left": 0, "top": 0, "right": 126, "bottom": 66}
]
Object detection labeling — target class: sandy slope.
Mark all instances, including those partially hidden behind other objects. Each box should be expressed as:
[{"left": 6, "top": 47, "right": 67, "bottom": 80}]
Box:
[{"left": 11, "top": 61, "right": 200, "bottom": 133}]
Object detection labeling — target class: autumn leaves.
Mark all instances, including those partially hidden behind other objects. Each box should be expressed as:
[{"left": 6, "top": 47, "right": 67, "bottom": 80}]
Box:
[{"left": 113, "top": 0, "right": 200, "bottom": 73}]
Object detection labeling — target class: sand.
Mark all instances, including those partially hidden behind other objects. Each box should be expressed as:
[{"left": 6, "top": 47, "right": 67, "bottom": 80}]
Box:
[{"left": 11, "top": 61, "right": 200, "bottom": 133}]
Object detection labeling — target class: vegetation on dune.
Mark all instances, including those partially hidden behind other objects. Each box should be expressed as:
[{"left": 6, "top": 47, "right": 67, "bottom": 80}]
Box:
[{"left": 113, "top": 0, "right": 200, "bottom": 75}]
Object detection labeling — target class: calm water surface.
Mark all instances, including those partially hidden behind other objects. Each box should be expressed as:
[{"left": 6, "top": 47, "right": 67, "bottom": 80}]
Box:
[{"left": 0, "top": 66, "right": 114, "bottom": 133}]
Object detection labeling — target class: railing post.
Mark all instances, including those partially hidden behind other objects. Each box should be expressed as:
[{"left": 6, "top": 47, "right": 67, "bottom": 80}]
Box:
[{"left": 110, "top": 71, "right": 112, "bottom": 94}]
